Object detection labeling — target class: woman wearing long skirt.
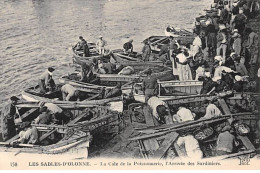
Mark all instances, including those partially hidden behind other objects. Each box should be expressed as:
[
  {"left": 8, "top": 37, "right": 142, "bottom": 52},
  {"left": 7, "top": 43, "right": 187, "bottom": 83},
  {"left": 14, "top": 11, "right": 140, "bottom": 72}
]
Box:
[{"left": 172, "top": 51, "right": 193, "bottom": 81}]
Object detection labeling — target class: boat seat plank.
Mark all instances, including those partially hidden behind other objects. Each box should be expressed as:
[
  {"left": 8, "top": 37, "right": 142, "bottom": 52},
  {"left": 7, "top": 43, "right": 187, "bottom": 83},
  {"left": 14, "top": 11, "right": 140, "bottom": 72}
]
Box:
[
  {"left": 67, "top": 109, "right": 89, "bottom": 125},
  {"left": 150, "top": 132, "right": 179, "bottom": 159},
  {"left": 5, "top": 134, "right": 20, "bottom": 143},
  {"left": 218, "top": 99, "right": 232, "bottom": 114},
  {"left": 20, "top": 108, "right": 39, "bottom": 120},
  {"left": 39, "top": 129, "right": 57, "bottom": 142},
  {"left": 238, "top": 136, "right": 256, "bottom": 150}
]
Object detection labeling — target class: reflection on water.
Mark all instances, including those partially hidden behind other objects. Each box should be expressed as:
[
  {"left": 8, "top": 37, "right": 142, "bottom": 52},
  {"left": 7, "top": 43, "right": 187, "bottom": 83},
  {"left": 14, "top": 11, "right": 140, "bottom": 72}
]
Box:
[{"left": 0, "top": 0, "right": 210, "bottom": 106}]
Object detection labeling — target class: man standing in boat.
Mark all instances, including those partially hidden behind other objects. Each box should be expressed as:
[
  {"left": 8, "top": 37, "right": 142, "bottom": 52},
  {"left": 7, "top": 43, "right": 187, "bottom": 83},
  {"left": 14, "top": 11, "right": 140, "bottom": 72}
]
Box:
[
  {"left": 1, "top": 96, "right": 19, "bottom": 141},
  {"left": 38, "top": 67, "right": 55, "bottom": 94},
  {"left": 74, "top": 36, "right": 90, "bottom": 57},
  {"left": 141, "top": 39, "right": 151, "bottom": 61},
  {"left": 96, "top": 36, "right": 107, "bottom": 55}
]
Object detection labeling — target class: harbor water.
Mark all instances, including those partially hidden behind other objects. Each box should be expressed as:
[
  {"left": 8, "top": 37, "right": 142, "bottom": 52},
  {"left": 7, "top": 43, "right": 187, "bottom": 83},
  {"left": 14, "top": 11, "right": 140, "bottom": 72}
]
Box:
[{"left": 0, "top": 0, "right": 211, "bottom": 107}]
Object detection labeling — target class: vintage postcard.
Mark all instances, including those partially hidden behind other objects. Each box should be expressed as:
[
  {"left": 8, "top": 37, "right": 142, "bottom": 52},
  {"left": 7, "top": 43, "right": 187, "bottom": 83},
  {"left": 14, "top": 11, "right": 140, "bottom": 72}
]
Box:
[{"left": 0, "top": 0, "right": 259, "bottom": 170}]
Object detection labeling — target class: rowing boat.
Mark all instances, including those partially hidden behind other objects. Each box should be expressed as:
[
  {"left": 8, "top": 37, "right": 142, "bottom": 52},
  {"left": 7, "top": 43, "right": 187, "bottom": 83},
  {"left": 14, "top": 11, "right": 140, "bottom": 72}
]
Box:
[
  {"left": 133, "top": 80, "right": 203, "bottom": 103},
  {"left": 72, "top": 46, "right": 111, "bottom": 64},
  {"left": 110, "top": 50, "right": 164, "bottom": 68},
  {"left": 21, "top": 86, "right": 122, "bottom": 109},
  {"left": 0, "top": 128, "right": 91, "bottom": 160}
]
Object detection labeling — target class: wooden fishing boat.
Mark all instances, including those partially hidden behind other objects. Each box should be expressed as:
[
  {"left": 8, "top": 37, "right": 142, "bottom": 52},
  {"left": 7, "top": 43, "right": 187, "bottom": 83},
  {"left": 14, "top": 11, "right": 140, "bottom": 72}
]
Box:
[
  {"left": 133, "top": 80, "right": 203, "bottom": 103},
  {"left": 126, "top": 94, "right": 259, "bottom": 160},
  {"left": 59, "top": 67, "right": 173, "bottom": 88},
  {"left": 72, "top": 45, "right": 111, "bottom": 64},
  {"left": 0, "top": 128, "right": 91, "bottom": 159},
  {"left": 0, "top": 105, "right": 91, "bottom": 159},
  {"left": 73, "top": 52, "right": 166, "bottom": 72},
  {"left": 59, "top": 72, "right": 142, "bottom": 88},
  {"left": 21, "top": 85, "right": 122, "bottom": 109},
  {"left": 0, "top": 102, "right": 125, "bottom": 159},
  {"left": 143, "top": 34, "right": 194, "bottom": 53},
  {"left": 165, "top": 26, "right": 194, "bottom": 37},
  {"left": 110, "top": 49, "right": 164, "bottom": 68}
]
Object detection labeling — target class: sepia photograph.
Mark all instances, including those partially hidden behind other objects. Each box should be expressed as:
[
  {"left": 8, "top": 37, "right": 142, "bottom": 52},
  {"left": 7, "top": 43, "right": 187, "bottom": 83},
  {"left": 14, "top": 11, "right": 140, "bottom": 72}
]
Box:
[{"left": 0, "top": 0, "right": 259, "bottom": 170}]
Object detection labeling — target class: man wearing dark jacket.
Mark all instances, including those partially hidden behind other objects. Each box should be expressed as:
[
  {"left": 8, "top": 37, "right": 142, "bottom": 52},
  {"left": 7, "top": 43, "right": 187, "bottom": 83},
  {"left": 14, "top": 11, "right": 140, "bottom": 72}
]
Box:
[{"left": 1, "top": 96, "right": 19, "bottom": 141}]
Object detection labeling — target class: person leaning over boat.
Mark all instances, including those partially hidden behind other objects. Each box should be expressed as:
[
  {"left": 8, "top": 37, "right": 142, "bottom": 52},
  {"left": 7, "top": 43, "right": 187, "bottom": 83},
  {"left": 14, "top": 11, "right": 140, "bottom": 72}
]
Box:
[
  {"left": 34, "top": 106, "right": 53, "bottom": 124},
  {"left": 11, "top": 121, "right": 38, "bottom": 145},
  {"left": 141, "top": 39, "right": 151, "bottom": 61},
  {"left": 172, "top": 107, "right": 195, "bottom": 123},
  {"left": 216, "top": 125, "right": 239, "bottom": 156},
  {"left": 123, "top": 39, "right": 133, "bottom": 54},
  {"left": 96, "top": 36, "right": 107, "bottom": 55},
  {"left": 0, "top": 96, "right": 19, "bottom": 141},
  {"left": 38, "top": 67, "right": 55, "bottom": 94},
  {"left": 176, "top": 135, "right": 203, "bottom": 159},
  {"left": 38, "top": 101, "right": 71, "bottom": 125},
  {"left": 201, "top": 99, "right": 222, "bottom": 119},
  {"left": 147, "top": 96, "right": 173, "bottom": 124},
  {"left": 61, "top": 84, "right": 80, "bottom": 101},
  {"left": 73, "top": 36, "right": 90, "bottom": 57}
]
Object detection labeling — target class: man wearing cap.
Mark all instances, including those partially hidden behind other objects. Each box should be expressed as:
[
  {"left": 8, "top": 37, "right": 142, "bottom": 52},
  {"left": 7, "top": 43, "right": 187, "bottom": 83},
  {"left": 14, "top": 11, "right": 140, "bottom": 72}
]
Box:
[
  {"left": 205, "top": 17, "right": 217, "bottom": 58},
  {"left": 38, "top": 67, "right": 55, "bottom": 94},
  {"left": 141, "top": 39, "right": 151, "bottom": 61},
  {"left": 74, "top": 36, "right": 90, "bottom": 57},
  {"left": 232, "top": 7, "right": 247, "bottom": 35},
  {"left": 96, "top": 36, "right": 107, "bottom": 55},
  {"left": 231, "top": 29, "right": 242, "bottom": 55},
  {"left": 123, "top": 39, "right": 133, "bottom": 54},
  {"left": 61, "top": 84, "right": 80, "bottom": 101},
  {"left": 1, "top": 96, "right": 19, "bottom": 141}
]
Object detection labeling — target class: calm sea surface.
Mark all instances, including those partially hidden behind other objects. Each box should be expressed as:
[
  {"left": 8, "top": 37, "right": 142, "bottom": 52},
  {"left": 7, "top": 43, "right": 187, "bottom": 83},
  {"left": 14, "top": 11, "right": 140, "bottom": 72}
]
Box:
[{"left": 0, "top": 0, "right": 210, "bottom": 107}]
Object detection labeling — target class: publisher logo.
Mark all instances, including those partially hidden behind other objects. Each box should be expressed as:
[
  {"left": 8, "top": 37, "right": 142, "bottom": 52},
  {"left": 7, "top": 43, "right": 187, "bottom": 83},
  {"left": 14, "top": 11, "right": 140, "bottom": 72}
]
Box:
[{"left": 238, "top": 156, "right": 250, "bottom": 165}]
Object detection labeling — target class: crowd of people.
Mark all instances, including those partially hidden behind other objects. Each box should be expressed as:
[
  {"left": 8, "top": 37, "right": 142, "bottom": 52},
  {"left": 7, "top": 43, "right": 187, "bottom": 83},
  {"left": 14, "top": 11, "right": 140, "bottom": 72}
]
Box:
[{"left": 140, "top": 0, "right": 260, "bottom": 158}]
